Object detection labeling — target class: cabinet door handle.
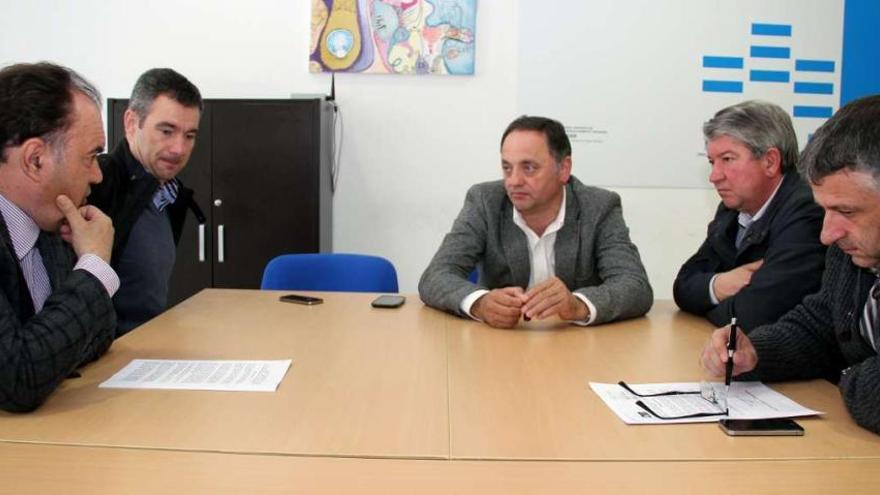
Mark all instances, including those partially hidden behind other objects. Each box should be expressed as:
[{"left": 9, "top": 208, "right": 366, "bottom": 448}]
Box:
[
  {"left": 198, "top": 224, "right": 206, "bottom": 262},
  {"left": 217, "top": 224, "right": 225, "bottom": 263}
]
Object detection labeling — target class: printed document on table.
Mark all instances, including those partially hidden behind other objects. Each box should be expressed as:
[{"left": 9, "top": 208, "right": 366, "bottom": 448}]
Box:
[
  {"left": 99, "top": 359, "right": 292, "bottom": 392},
  {"left": 589, "top": 381, "right": 822, "bottom": 425}
]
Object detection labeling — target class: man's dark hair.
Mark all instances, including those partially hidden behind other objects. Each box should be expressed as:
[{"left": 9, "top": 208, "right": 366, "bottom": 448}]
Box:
[
  {"left": 501, "top": 115, "right": 572, "bottom": 163},
  {"left": 799, "top": 95, "right": 880, "bottom": 186},
  {"left": 128, "top": 68, "right": 203, "bottom": 124},
  {"left": 0, "top": 61, "right": 101, "bottom": 163}
]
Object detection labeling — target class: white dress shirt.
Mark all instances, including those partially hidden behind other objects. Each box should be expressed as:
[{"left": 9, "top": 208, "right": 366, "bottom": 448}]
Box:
[{"left": 461, "top": 188, "right": 597, "bottom": 325}]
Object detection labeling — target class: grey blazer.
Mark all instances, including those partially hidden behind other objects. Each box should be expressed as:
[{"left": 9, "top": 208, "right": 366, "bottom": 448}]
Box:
[{"left": 418, "top": 176, "right": 653, "bottom": 324}]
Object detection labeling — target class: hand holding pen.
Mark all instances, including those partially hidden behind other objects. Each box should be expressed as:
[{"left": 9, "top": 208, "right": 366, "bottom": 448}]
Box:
[{"left": 699, "top": 321, "right": 759, "bottom": 378}]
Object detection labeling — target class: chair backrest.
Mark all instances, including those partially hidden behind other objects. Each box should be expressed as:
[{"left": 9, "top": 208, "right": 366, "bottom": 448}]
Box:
[{"left": 260, "top": 253, "right": 399, "bottom": 293}]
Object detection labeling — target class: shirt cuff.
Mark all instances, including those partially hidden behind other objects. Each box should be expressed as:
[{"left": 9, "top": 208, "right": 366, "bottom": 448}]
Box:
[
  {"left": 709, "top": 274, "right": 720, "bottom": 305},
  {"left": 74, "top": 254, "right": 120, "bottom": 297},
  {"left": 571, "top": 293, "right": 597, "bottom": 326},
  {"left": 461, "top": 289, "right": 490, "bottom": 320}
]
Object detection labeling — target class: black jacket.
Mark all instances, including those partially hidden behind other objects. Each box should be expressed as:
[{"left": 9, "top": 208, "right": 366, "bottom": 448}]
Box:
[
  {"left": 90, "top": 140, "right": 204, "bottom": 269},
  {"left": 673, "top": 172, "right": 826, "bottom": 331}
]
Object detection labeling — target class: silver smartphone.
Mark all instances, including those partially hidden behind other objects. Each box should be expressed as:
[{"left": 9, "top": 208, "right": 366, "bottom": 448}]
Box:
[{"left": 719, "top": 418, "right": 804, "bottom": 436}]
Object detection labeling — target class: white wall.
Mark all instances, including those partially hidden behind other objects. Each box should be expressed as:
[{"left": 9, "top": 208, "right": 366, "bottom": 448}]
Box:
[{"left": 0, "top": 0, "right": 719, "bottom": 298}]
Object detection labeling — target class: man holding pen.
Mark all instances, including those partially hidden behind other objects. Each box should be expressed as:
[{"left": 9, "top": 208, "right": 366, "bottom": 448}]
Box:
[{"left": 701, "top": 95, "right": 880, "bottom": 435}]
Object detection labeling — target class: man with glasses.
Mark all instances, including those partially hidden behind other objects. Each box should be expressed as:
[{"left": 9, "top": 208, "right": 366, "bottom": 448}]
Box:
[
  {"left": 419, "top": 115, "right": 653, "bottom": 328},
  {"left": 0, "top": 62, "right": 118, "bottom": 412},
  {"left": 701, "top": 95, "right": 880, "bottom": 435}
]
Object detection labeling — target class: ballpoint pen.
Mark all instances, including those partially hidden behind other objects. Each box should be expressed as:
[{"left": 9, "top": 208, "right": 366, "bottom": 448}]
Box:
[{"left": 724, "top": 317, "right": 738, "bottom": 410}]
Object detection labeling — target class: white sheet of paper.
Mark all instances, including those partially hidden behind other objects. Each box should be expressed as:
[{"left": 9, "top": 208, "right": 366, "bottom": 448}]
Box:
[
  {"left": 99, "top": 359, "right": 292, "bottom": 392},
  {"left": 589, "top": 381, "right": 822, "bottom": 425}
]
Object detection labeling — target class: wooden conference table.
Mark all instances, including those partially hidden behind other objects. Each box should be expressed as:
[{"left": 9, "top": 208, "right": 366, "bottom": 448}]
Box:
[{"left": 0, "top": 289, "right": 877, "bottom": 493}]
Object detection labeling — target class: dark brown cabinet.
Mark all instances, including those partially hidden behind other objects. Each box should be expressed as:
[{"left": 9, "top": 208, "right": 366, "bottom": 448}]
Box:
[{"left": 107, "top": 98, "right": 334, "bottom": 305}]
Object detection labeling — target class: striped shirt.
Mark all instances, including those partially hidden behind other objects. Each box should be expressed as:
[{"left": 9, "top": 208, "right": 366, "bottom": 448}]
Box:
[{"left": 0, "top": 194, "right": 119, "bottom": 311}]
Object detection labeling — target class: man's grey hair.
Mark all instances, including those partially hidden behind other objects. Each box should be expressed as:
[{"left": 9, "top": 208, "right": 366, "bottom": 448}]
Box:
[
  {"left": 69, "top": 69, "right": 101, "bottom": 108},
  {"left": 703, "top": 100, "right": 799, "bottom": 173}
]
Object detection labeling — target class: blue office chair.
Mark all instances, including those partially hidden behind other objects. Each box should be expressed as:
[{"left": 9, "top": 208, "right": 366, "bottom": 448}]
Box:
[{"left": 260, "top": 253, "right": 399, "bottom": 293}]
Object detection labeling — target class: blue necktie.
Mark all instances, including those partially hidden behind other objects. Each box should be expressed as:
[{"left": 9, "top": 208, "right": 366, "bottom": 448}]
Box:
[{"left": 153, "top": 179, "right": 180, "bottom": 212}]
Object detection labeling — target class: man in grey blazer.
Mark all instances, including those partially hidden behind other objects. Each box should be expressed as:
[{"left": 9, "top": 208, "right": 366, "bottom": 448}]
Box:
[{"left": 419, "top": 116, "right": 652, "bottom": 328}]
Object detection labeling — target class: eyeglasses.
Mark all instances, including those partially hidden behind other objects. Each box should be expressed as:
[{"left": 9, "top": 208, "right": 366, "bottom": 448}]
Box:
[{"left": 617, "top": 381, "right": 728, "bottom": 420}]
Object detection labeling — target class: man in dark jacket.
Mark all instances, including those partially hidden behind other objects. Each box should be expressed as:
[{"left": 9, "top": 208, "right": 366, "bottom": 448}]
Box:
[
  {"left": 89, "top": 68, "right": 203, "bottom": 336},
  {"left": 701, "top": 95, "right": 880, "bottom": 435},
  {"left": 674, "top": 100, "right": 825, "bottom": 331},
  {"left": 0, "top": 62, "right": 117, "bottom": 411}
]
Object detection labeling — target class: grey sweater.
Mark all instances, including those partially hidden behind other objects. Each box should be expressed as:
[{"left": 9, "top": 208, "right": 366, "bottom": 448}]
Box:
[{"left": 746, "top": 245, "right": 880, "bottom": 434}]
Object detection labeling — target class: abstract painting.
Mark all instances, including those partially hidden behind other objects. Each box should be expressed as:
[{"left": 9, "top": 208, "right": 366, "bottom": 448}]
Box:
[{"left": 310, "top": 0, "right": 477, "bottom": 75}]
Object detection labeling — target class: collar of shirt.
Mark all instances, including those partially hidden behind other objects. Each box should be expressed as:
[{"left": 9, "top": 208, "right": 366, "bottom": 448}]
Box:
[
  {"left": 512, "top": 187, "right": 567, "bottom": 242},
  {"left": 512, "top": 188, "right": 567, "bottom": 289},
  {"left": 737, "top": 177, "right": 783, "bottom": 229},
  {"left": 0, "top": 193, "right": 40, "bottom": 261}
]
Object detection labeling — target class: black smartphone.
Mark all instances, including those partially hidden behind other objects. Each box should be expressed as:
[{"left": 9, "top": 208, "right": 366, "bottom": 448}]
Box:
[
  {"left": 719, "top": 418, "right": 804, "bottom": 436},
  {"left": 371, "top": 295, "right": 406, "bottom": 308},
  {"left": 279, "top": 294, "right": 323, "bottom": 305}
]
